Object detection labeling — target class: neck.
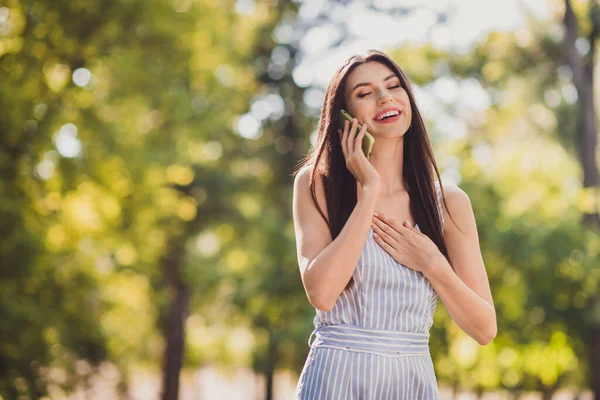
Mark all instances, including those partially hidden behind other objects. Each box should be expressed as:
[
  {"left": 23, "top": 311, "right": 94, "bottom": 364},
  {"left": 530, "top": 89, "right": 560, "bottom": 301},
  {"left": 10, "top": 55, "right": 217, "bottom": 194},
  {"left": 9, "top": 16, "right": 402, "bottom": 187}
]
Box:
[{"left": 368, "top": 135, "right": 406, "bottom": 197}]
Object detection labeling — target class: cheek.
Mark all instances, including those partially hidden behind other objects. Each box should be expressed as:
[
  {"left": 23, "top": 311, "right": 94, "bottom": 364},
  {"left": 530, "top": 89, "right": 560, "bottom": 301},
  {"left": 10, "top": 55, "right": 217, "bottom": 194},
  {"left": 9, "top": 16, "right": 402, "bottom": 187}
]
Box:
[
  {"left": 405, "top": 107, "right": 412, "bottom": 121},
  {"left": 347, "top": 104, "right": 368, "bottom": 121},
  {"left": 346, "top": 103, "right": 358, "bottom": 116},
  {"left": 401, "top": 96, "right": 412, "bottom": 120}
]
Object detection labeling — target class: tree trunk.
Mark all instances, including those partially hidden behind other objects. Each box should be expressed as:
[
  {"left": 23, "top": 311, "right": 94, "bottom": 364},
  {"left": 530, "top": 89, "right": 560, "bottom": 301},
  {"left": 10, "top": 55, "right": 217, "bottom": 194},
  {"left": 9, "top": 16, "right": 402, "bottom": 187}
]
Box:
[
  {"left": 264, "top": 332, "right": 279, "bottom": 400},
  {"left": 563, "top": 0, "right": 600, "bottom": 223},
  {"left": 451, "top": 381, "right": 459, "bottom": 400},
  {"left": 563, "top": 2, "right": 600, "bottom": 398},
  {"left": 592, "top": 319, "right": 600, "bottom": 400},
  {"left": 542, "top": 388, "right": 554, "bottom": 400},
  {"left": 160, "top": 238, "right": 189, "bottom": 400},
  {"left": 579, "top": 36, "right": 600, "bottom": 228}
]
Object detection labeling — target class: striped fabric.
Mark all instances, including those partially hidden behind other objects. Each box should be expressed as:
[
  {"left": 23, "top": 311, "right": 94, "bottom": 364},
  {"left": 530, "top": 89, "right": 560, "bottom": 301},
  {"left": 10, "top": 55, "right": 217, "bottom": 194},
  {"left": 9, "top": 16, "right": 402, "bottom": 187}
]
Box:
[{"left": 295, "top": 181, "right": 444, "bottom": 399}]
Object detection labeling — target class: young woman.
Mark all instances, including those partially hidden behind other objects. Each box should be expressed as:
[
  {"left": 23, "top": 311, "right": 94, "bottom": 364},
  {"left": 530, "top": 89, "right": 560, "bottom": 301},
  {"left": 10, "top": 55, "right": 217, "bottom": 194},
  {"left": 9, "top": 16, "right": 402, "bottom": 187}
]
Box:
[{"left": 291, "top": 49, "right": 497, "bottom": 399}]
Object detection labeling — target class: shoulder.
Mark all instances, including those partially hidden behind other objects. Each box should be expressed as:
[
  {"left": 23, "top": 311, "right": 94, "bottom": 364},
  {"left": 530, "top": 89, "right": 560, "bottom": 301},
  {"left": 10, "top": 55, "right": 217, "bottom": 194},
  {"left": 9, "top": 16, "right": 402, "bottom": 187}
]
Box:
[
  {"left": 440, "top": 182, "right": 469, "bottom": 205},
  {"left": 293, "top": 164, "right": 328, "bottom": 217},
  {"left": 294, "top": 165, "right": 321, "bottom": 196},
  {"left": 439, "top": 183, "right": 473, "bottom": 232},
  {"left": 294, "top": 164, "right": 312, "bottom": 189}
]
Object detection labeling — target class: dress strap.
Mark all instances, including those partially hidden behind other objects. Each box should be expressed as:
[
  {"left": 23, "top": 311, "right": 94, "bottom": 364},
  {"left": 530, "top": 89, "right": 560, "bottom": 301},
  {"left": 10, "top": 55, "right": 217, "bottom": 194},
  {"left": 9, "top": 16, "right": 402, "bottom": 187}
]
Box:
[{"left": 435, "top": 181, "right": 444, "bottom": 229}]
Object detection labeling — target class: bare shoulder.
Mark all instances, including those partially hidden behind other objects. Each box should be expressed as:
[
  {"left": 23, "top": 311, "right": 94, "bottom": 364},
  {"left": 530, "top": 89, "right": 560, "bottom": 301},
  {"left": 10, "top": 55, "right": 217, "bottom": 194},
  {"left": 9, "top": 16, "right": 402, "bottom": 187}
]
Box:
[
  {"left": 439, "top": 183, "right": 474, "bottom": 233},
  {"left": 293, "top": 164, "right": 329, "bottom": 220},
  {"left": 292, "top": 164, "right": 332, "bottom": 294},
  {"left": 294, "top": 164, "right": 312, "bottom": 189},
  {"left": 440, "top": 182, "right": 469, "bottom": 204}
]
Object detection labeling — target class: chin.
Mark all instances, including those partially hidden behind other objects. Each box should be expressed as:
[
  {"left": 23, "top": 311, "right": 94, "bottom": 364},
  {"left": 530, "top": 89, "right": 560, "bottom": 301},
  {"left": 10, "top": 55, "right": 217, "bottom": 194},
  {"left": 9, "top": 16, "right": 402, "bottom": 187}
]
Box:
[{"left": 374, "top": 124, "right": 410, "bottom": 137}]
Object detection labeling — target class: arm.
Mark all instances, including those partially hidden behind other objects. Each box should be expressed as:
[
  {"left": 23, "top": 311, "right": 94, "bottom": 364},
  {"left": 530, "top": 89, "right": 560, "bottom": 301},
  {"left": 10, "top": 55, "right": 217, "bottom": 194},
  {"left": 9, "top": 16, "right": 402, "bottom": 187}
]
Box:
[
  {"left": 424, "top": 184, "right": 497, "bottom": 345},
  {"left": 292, "top": 166, "right": 380, "bottom": 312}
]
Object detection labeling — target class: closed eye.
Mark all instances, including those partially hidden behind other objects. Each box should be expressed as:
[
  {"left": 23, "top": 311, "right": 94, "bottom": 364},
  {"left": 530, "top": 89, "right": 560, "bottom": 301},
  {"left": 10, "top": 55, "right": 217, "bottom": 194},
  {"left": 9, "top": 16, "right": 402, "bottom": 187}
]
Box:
[{"left": 357, "top": 85, "right": 401, "bottom": 98}]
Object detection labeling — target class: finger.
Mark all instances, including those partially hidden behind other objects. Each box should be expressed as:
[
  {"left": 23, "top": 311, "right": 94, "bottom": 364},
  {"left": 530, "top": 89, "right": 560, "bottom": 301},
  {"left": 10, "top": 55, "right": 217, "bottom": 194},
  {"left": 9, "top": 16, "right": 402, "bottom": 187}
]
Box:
[
  {"left": 374, "top": 212, "right": 404, "bottom": 236},
  {"left": 401, "top": 220, "right": 423, "bottom": 237},
  {"left": 355, "top": 122, "right": 368, "bottom": 154},
  {"left": 346, "top": 118, "right": 355, "bottom": 153},
  {"left": 347, "top": 118, "right": 359, "bottom": 153},
  {"left": 373, "top": 231, "right": 397, "bottom": 256},
  {"left": 340, "top": 120, "right": 349, "bottom": 156},
  {"left": 373, "top": 218, "right": 399, "bottom": 244},
  {"left": 402, "top": 220, "right": 414, "bottom": 229}
]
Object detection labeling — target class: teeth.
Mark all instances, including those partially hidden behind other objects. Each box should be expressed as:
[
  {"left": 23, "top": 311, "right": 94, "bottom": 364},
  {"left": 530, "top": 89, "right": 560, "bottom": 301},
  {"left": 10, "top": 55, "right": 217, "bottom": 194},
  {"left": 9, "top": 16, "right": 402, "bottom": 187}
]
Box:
[{"left": 377, "top": 110, "right": 399, "bottom": 120}]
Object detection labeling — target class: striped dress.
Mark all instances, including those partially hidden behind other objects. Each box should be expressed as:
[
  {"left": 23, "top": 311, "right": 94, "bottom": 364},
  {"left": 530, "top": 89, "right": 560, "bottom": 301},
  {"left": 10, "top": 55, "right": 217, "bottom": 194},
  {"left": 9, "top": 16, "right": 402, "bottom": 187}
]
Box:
[{"left": 294, "top": 181, "right": 443, "bottom": 399}]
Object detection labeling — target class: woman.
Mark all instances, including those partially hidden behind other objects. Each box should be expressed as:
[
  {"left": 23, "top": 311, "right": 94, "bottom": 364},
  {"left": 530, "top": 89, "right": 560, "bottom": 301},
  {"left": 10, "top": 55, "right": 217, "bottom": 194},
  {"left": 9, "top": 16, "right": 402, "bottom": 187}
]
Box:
[{"left": 291, "top": 49, "right": 497, "bottom": 399}]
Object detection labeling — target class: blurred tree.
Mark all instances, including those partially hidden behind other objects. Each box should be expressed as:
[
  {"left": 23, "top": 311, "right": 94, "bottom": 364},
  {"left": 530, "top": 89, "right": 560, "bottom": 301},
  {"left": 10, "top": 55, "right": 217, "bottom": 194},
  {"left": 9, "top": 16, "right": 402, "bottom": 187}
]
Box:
[
  {"left": 0, "top": 0, "right": 117, "bottom": 397},
  {"left": 275, "top": 0, "right": 600, "bottom": 397},
  {"left": 3, "top": 0, "right": 600, "bottom": 398},
  {"left": 0, "top": 0, "right": 268, "bottom": 398},
  {"left": 200, "top": 1, "right": 318, "bottom": 398},
  {"left": 562, "top": 1, "right": 600, "bottom": 397},
  {"left": 406, "top": 4, "right": 600, "bottom": 395}
]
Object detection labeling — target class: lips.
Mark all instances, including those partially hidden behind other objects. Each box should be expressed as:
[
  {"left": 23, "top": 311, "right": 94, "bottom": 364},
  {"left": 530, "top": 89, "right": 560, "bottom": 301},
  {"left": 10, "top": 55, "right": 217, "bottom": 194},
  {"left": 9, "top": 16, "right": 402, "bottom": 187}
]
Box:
[
  {"left": 375, "top": 113, "right": 401, "bottom": 124},
  {"left": 374, "top": 107, "right": 401, "bottom": 121}
]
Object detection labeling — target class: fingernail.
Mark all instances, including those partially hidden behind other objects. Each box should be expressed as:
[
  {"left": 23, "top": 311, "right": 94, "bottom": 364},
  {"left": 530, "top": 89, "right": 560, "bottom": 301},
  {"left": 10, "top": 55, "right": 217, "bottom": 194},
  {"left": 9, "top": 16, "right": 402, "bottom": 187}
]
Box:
[{"left": 374, "top": 212, "right": 379, "bottom": 216}]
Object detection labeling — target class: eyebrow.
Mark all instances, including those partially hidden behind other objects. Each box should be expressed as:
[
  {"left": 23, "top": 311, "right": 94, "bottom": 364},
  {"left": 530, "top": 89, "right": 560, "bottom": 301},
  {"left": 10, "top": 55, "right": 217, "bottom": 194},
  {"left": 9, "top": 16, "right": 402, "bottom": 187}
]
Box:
[{"left": 350, "top": 73, "right": 398, "bottom": 93}]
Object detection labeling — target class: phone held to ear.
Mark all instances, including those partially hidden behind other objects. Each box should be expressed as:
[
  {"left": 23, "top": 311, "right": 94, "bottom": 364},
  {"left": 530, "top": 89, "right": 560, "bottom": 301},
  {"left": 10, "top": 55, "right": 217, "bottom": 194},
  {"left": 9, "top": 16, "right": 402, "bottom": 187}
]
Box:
[{"left": 340, "top": 109, "right": 375, "bottom": 160}]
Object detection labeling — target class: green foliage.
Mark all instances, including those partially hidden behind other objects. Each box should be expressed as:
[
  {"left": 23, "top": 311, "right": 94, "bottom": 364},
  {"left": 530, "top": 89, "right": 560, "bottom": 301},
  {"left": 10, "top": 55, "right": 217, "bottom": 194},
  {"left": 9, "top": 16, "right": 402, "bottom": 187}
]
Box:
[
  {"left": 2, "top": 0, "right": 599, "bottom": 397},
  {"left": 0, "top": 0, "right": 262, "bottom": 396},
  {"left": 393, "top": 21, "right": 600, "bottom": 392}
]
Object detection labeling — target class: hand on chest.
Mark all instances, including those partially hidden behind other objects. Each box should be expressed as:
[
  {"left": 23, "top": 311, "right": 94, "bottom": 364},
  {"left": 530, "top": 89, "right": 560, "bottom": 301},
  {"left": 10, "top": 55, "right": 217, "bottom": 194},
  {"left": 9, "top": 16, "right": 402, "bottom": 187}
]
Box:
[
  {"left": 368, "top": 204, "right": 440, "bottom": 277},
  {"left": 373, "top": 194, "right": 415, "bottom": 228}
]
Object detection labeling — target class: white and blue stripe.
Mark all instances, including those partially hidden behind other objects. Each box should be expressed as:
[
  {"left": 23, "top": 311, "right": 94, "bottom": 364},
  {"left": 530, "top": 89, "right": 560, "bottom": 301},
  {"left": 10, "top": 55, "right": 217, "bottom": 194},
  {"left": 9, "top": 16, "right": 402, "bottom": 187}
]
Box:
[{"left": 295, "top": 181, "right": 444, "bottom": 399}]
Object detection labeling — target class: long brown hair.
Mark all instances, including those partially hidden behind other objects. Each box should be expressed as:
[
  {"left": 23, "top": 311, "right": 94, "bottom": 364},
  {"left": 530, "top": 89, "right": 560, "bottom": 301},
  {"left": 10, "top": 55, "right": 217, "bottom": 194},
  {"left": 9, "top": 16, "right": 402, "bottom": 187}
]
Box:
[{"left": 293, "top": 49, "right": 456, "bottom": 289}]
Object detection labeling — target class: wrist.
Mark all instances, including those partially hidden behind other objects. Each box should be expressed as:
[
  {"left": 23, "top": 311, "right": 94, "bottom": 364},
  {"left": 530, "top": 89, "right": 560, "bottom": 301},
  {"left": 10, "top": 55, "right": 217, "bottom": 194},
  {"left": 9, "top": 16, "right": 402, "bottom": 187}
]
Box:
[
  {"left": 425, "top": 254, "right": 452, "bottom": 282},
  {"left": 361, "top": 182, "right": 381, "bottom": 195}
]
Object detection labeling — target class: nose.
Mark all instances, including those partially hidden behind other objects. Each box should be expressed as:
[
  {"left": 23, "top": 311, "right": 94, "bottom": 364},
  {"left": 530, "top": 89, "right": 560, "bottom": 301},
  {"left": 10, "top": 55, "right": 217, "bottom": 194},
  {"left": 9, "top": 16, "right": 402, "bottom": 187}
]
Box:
[
  {"left": 377, "top": 88, "right": 394, "bottom": 105},
  {"left": 377, "top": 94, "right": 393, "bottom": 106}
]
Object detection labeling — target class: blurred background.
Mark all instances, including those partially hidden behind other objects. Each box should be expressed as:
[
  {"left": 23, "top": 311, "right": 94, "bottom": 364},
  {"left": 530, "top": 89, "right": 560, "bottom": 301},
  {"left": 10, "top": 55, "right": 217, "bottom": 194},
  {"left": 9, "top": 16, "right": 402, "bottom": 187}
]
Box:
[{"left": 1, "top": 0, "right": 600, "bottom": 399}]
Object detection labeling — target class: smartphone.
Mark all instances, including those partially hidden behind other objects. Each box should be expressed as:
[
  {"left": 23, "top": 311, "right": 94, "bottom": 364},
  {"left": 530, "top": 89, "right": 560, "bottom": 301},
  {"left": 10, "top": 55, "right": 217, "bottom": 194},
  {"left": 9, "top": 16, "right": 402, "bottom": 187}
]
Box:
[{"left": 340, "top": 109, "right": 375, "bottom": 160}]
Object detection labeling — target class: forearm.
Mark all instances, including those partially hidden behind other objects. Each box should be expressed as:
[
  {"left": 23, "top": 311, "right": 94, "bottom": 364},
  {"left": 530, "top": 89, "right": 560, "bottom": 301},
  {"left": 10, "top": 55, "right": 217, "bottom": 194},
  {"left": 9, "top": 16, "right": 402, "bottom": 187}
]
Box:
[
  {"left": 305, "top": 185, "right": 379, "bottom": 311},
  {"left": 425, "top": 257, "right": 497, "bottom": 345}
]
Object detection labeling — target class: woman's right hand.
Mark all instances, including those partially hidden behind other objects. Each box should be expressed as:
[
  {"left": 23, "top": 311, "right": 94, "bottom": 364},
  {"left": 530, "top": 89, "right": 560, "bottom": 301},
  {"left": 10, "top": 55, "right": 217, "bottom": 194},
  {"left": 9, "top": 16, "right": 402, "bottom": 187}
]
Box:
[{"left": 338, "top": 118, "right": 381, "bottom": 191}]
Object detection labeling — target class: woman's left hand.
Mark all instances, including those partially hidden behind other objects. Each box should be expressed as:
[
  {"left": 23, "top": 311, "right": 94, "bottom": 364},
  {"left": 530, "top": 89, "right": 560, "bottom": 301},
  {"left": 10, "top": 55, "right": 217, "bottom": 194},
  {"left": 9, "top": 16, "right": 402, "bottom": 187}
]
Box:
[{"left": 372, "top": 211, "right": 443, "bottom": 275}]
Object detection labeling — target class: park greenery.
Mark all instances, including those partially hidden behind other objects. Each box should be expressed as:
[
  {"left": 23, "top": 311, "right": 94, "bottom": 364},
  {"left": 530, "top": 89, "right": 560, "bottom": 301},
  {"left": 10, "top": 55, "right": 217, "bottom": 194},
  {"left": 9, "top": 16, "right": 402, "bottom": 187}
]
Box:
[{"left": 1, "top": 0, "right": 599, "bottom": 399}]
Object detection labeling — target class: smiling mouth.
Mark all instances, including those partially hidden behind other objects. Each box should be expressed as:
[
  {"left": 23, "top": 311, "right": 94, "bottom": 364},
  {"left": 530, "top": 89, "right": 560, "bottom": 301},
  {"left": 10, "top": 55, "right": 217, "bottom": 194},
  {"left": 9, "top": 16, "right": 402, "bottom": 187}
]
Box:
[{"left": 374, "top": 111, "right": 402, "bottom": 123}]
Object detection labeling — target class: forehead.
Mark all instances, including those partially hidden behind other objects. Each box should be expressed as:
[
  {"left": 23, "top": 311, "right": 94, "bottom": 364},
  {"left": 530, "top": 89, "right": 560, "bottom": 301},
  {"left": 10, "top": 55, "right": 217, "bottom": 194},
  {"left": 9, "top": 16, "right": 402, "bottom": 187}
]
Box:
[{"left": 346, "top": 62, "right": 397, "bottom": 87}]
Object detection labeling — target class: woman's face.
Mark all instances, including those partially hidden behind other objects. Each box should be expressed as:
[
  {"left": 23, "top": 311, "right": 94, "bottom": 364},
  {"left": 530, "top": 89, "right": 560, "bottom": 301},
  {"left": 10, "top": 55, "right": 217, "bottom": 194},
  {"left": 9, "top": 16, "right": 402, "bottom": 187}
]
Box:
[{"left": 343, "top": 61, "right": 412, "bottom": 138}]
